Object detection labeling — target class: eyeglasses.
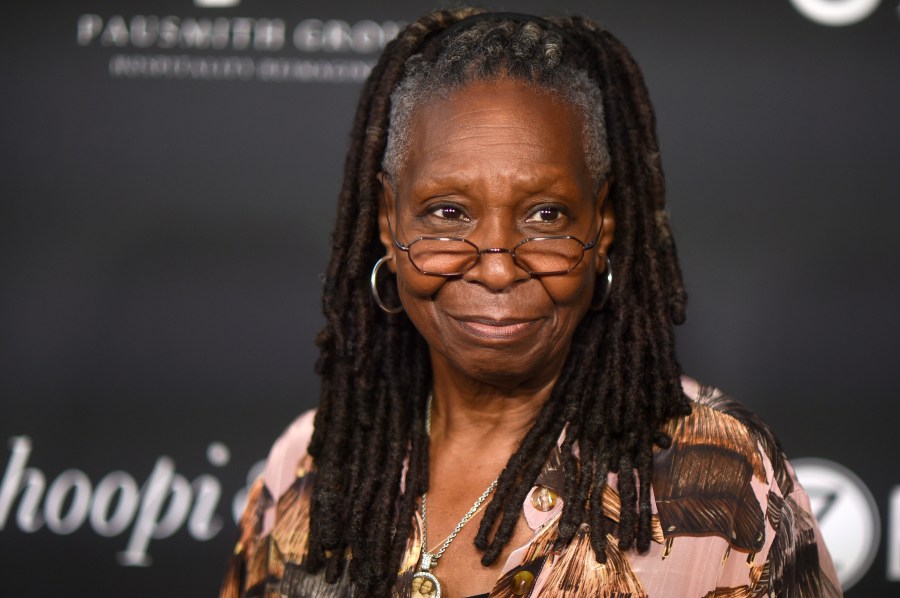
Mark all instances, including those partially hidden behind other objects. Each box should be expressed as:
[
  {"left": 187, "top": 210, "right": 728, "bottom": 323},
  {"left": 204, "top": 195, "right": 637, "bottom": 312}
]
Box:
[{"left": 385, "top": 205, "right": 606, "bottom": 277}]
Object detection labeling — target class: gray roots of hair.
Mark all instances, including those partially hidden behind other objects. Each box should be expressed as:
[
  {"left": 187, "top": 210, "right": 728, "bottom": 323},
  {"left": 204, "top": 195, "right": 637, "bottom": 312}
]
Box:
[{"left": 381, "top": 20, "right": 611, "bottom": 190}]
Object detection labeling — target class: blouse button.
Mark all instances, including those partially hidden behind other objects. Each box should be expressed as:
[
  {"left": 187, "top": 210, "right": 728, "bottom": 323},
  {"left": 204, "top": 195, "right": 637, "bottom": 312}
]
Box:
[
  {"left": 530, "top": 486, "right": 558, "bottom": 512},
  {"left": 510, "top": 570, "right": 535, "bottom": 595}
]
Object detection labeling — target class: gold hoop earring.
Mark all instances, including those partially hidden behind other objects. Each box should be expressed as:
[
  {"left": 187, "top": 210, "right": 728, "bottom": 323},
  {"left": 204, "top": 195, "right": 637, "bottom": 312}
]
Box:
[
  {"left": 591, "top": 255, "right": 613, "bottom": 311},
  {"left": 371, "top": 256, "right": 403, "bottom": 314}
]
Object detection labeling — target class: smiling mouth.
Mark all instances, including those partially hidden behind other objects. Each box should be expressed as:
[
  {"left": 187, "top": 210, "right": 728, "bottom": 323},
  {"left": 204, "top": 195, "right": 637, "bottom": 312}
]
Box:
[{"left": 452, "top": 316, "right": 541, "bottom": 340}]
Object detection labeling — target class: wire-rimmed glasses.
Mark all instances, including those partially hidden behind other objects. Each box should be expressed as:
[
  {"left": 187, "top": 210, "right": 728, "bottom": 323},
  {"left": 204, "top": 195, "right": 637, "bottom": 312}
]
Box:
[{"left": 385, "top": 209, "right": 606, "bottom": 277}]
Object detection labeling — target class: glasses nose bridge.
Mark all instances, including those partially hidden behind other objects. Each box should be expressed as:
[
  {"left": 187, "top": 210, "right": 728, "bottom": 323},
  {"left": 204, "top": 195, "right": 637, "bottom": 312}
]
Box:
[
  {"left": 478, "top": 246, "right": 514, "bottom": 256},
  {"left": 471, "top": 243, "right": 531, "bottom": 279},
  {"left": 476, "top": 244, "right": 520, "bottom": 265},
  {"left": 468, "top": 214, "right": 519, "bottom": 262},
  {"left": 464, "top": 241, "right": 530, "bottom": 287}
]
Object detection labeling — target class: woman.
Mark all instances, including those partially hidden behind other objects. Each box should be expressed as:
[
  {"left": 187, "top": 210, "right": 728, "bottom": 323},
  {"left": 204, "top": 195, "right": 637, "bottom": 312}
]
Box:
[{"left": 221, "top": 9, "right": 840, "bottom": 597}]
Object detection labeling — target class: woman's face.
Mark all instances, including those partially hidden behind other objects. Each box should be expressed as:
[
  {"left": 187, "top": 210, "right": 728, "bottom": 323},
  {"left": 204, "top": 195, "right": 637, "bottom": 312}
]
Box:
[{"left": 378, "top": 79, "right": 614, "bottom": 389}]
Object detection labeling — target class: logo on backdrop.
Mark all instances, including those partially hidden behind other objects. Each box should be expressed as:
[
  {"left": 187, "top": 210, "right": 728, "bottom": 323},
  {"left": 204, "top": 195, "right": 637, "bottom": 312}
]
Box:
[
  {"left": 789, "top": 0, "right": 883, "bottom": 25},
  {"left": 0, "top": 436, "right": 263, "bottom": 566},
  {"left": 77, "top": 1, "right": 896, "bottom": 83},
  {"left": 76, "top": 8, "right": 403, "bottom": 83},
  {"left": 793, "top": 458, "right": 880, "bottom": 590}
]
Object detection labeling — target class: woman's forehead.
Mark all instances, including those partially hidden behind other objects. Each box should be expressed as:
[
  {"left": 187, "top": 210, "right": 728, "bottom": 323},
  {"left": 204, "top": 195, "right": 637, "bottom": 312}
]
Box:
[
  {"left": 397, "top": 79, "right": 592, "bottom": 191},
  {"left": 409, "top": 79, "right": 582, "bottom": 139}
]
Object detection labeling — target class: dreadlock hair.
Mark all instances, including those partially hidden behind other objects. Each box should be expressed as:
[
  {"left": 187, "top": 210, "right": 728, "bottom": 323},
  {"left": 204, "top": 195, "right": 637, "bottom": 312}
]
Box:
[{"left": 307, "top": 8, "right": 692, "bottom": 594}]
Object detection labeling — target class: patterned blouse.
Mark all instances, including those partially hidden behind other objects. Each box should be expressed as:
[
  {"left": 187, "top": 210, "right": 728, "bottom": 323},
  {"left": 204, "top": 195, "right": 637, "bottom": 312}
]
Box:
[{"left": 220, "top": 378, "right": 842, "bottom": 597}]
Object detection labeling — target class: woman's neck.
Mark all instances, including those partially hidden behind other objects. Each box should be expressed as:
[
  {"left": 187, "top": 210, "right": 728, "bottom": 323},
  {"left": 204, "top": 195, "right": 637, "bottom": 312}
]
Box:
[{"left": 427, "top": 350, "right": 558, "bottom": 452}]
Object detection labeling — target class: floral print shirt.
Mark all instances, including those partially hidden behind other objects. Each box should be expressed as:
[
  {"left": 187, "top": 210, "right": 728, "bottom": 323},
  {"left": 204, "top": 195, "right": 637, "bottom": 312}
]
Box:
[{"left": 220, "top": 378, "right": 842, "bottom": 597}]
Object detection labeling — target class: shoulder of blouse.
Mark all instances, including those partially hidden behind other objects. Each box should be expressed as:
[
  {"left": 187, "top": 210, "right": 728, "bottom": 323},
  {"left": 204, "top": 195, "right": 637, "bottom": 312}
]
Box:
[
  {"left": 261, "top": 408, "right": 318, "bottom": 505},
  {"left": 219, "top": 410, "right": 319, "bottom": 598},
  {"left": 674, "top": 375, "right": 843, "bottom": 596},
  {"left": 678, "top": 375, "right": 790, "bottom": 492}
]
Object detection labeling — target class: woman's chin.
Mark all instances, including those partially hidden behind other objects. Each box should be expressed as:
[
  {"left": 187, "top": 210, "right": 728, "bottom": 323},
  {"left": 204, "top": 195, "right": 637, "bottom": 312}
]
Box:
[{"left": 431, "top": 345, "right": 564, "bottom": 391}]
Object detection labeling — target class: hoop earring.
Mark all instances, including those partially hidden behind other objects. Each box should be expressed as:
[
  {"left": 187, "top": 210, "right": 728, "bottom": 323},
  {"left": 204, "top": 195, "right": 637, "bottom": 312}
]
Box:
[
  {"left": 371, "top": 256, "right": 403, "bottom": 314},
  {"left": 591, "top": 255, "right": 613, "bottom": 311}
]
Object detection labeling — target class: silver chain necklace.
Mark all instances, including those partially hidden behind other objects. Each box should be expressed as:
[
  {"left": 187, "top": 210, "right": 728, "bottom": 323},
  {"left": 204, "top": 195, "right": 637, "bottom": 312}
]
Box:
[{"left": 412, "top": 394, "right": 500, "bottom": 598}]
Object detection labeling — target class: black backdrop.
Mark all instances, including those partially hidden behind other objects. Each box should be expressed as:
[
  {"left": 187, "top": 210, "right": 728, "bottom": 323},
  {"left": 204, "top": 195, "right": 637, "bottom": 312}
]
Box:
[{"left": 1, "top": 1, "right": 897, "bottom": 596}]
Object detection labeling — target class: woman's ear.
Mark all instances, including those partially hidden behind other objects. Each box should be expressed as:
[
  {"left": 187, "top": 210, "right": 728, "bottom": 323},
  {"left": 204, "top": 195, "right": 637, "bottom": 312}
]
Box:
[
  {"left": 376, "top": 172, "right": 398, "bottom": 273},
  {"left": 594, "top": 179, "right": 615, "bottom": 273}
]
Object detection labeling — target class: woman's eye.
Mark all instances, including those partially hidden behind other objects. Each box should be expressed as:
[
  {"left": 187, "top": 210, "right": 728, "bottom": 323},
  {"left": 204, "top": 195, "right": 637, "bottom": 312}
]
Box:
[
  {"left": 429, "top": 206, "right": 468, "bottom": 221},
  {"left": 526, "top": 207, "right": 563, "bottom": 223}
]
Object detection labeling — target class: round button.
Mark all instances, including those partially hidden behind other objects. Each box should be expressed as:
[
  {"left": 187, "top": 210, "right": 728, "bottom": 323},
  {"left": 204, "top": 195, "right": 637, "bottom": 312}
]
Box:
[
  {"left": 530, "top": 486, "right": 558, "bottom": 512},
  {"left": 511, "top": 570, "right": 535, "bottom": 595}
]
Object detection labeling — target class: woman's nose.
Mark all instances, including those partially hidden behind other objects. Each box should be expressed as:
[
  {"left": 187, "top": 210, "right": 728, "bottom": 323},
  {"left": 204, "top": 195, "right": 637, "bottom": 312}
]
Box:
[{"left": 462, "top": 246, "right": 530, "bottom": 291}]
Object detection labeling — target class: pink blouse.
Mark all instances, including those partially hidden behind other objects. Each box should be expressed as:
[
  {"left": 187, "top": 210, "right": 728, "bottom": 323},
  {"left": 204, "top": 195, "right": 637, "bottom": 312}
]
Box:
[{"left": 221, "top": 378, "right": 842, "bottom": 597}]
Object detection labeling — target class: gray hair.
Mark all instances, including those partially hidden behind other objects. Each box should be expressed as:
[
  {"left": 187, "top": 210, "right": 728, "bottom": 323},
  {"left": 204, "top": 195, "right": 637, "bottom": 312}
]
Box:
[{"left": 382, "top": 20, "right": 610, "bottom": 190}]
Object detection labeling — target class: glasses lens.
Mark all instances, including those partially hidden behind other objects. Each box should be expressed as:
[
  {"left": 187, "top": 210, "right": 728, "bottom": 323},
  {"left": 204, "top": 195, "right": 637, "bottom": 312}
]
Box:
[
  {"left": 515, "top": 238, "right": 584, "bottom": 273},
  {"left": 408, "top": 239, "right": 478, "bottom": 275}
]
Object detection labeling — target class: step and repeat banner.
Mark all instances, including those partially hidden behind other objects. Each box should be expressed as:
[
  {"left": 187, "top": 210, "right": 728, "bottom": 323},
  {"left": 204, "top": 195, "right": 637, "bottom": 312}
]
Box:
[{"left": 1, "top": 1, "right": 897, "bottom": 596}]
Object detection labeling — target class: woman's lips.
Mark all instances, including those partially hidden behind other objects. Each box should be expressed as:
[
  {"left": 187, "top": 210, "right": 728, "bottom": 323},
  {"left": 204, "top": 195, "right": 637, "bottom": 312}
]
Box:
[{"left": 452, "top": 316, "right": 541, "bottom": 340}]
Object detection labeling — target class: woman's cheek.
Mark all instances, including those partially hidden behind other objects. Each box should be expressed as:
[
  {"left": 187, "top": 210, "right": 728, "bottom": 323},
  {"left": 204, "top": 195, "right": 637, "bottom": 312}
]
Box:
[
  {"left": 397, "top": 269, "right": 448, "bottom": 301},
  {"left": 541, "top": 267, "right": 597, "bottom": 307}
]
